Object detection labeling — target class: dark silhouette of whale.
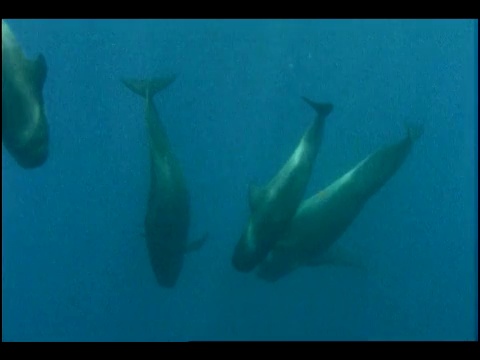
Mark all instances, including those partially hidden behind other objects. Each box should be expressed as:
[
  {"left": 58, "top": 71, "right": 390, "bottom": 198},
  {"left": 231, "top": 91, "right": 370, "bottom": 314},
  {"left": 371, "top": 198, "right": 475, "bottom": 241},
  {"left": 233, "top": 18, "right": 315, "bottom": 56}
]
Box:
[{"left": 122, "top": 76, "right": 207, "bottom": 288}]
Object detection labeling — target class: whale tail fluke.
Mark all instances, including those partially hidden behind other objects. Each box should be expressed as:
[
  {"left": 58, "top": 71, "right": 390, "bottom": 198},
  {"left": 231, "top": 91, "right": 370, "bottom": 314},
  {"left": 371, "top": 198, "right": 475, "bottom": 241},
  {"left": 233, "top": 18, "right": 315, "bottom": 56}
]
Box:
[
  {"left": 121, "top": 75, "right": 177, "bottom": 100},
  {"left": 301, "top": 96, "right": 334, "bottom": 119}
]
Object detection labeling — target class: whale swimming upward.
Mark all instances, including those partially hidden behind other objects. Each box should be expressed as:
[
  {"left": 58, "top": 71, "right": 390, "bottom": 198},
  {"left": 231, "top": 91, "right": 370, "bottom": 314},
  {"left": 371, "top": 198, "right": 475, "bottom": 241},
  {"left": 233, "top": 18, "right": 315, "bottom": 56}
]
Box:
[{"left": 121, "top": 76, "right": 207, "bottom": 288}]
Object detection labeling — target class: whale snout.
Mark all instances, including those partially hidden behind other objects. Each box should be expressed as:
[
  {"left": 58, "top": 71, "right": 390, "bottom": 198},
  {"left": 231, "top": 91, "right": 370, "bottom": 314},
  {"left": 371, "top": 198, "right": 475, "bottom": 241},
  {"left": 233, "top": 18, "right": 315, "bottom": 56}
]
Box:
[
  {"left": 232, "top": 222, "right": 284, "bottom": 273},
  {"left": 231, "top": 232, "right": 262, "bottom": 273},
  {"left": 19, "top": 141, "right": 48, "bottom": 169},
  {"left": 147, "top": 239, "right": 184, "bottom": 289},
  {"left": 232, "top": 250, "right": 257, "bottom": 273},
  {"left": 14, "top": 122, "right": 49, "bottom": 169},
  {"left": 153, "top": 270, "right": 180, "bottom": 288}
]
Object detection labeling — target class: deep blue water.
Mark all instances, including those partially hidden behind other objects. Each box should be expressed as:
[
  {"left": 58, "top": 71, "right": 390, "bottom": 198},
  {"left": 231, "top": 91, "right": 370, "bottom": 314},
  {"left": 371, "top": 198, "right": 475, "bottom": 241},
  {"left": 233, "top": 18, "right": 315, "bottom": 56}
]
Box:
[{"left": 2, "top": 19, "right": 477, "bottom": 341}]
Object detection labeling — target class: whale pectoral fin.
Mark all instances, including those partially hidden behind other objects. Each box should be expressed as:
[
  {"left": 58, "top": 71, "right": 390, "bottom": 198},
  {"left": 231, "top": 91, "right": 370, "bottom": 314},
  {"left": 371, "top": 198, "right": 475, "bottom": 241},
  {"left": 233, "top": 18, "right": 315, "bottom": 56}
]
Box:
[
  {"left": 31, "top": 53, "right": 48, "bottom": 91},
  {"left": 306, "top": 245, "right": 366, "bottom": 272},
  {"left": 248, "top": 184, "right": 265, "bottom": 212},
  {"left": 185, "top": 232, "right": 209, "bottom": 254}
]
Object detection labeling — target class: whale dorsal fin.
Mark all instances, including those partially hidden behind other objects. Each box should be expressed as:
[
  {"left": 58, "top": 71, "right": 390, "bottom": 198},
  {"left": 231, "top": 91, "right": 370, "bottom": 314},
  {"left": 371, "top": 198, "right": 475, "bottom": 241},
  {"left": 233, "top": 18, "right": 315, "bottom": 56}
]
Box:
[{"left": 248, "top": 183, "right": 265, "bottom": 212}]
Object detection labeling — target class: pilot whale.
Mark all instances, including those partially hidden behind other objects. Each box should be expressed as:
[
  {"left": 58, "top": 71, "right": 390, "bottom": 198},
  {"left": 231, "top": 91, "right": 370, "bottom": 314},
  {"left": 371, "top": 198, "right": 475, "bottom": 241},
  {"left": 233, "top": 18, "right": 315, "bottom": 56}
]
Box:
[
  {"left": 256, "top": 124, "right": 424, "bottom": 282},
  {"left": 122, "top": 76, "right": 207, "bottom": 288},
  {"left": 232, "top": 97, "right": 334, "bottom": 273},
  {"left": 2, "top": 20, "right": 49, "bottom": 169}
]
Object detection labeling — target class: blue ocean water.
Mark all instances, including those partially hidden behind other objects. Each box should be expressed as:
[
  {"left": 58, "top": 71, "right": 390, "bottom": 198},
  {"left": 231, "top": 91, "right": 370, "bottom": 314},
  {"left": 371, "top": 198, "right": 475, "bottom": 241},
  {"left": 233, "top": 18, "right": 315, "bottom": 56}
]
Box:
[{"left": 1, "top": 19, "right": 477, "bottom": 341}]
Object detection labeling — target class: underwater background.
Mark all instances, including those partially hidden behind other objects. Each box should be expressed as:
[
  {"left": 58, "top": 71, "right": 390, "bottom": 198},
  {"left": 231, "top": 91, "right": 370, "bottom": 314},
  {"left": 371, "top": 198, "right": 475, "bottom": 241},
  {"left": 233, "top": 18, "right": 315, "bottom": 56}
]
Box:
[{"left": 2, "top": 19, "right": 477, "bottom": 341}]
